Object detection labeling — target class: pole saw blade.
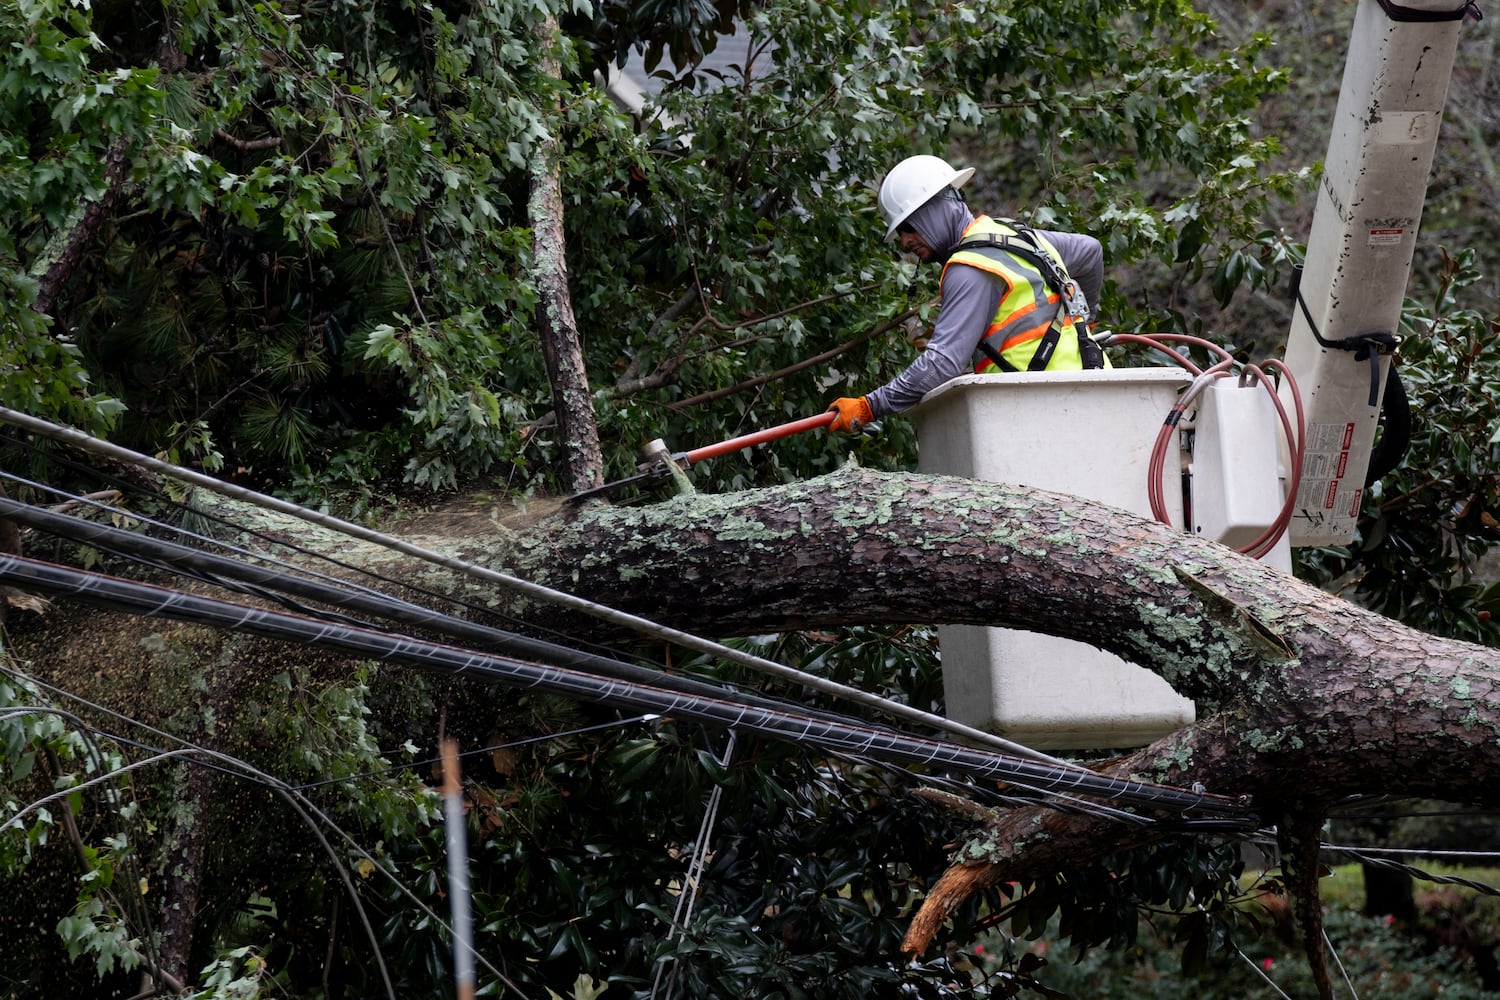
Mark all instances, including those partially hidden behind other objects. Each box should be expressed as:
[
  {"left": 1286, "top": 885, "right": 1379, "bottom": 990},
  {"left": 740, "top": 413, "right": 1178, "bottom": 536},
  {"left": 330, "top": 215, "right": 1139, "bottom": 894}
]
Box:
[
  {"left": 564, "top": 465, "right": 668, "bottom": 504},
  {"left": 567, "top": 411, "right": 838, "bottom": 504}
]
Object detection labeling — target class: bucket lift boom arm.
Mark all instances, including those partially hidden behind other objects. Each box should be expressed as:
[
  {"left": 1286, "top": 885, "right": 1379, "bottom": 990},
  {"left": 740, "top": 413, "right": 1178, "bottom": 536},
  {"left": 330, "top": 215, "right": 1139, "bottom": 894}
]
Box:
[{"left": 1281, "top": 0, "right": 1481, "bottom": 547}]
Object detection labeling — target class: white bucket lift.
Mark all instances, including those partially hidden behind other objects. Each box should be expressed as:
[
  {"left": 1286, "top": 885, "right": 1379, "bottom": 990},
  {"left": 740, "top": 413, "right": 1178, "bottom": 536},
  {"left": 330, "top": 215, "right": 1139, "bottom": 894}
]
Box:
[
  {"left": 909, "top": 0, "right": 1477, "bottom": 750},
  {"left": 910, "top": 369, "right": 1288, "bottom": 749}
]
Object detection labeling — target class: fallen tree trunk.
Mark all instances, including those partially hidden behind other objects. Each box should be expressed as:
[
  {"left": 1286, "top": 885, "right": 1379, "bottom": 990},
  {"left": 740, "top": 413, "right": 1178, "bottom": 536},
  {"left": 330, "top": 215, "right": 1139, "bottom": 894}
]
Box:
[
  {"left": 42, "top": 462, "right": 1494, "bottom": 809},
  {"left": 10, "top": 464, "right": 1500, "bottom": 991},
  {"left": 409, "top": 465, "right": 1500, "bottom": 970}
]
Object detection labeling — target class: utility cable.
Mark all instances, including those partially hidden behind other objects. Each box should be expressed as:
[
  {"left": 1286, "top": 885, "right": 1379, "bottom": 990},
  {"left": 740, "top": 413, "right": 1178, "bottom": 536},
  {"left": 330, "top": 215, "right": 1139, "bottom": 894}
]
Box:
[
  {"left": 1324, "top": 927, "right": 1362, "bottom": 1000},
  {"left": 1229, "top": 937, "right": 1295, "bottom": 1000},
  {"left": 851, "top": 751, "right": 1165, "bottom": 829},
  {"left": 0, "top": 553, "right": 1256, "bottom": 821},
  {"left": 1247, "top": 830, "right": 1500, "bottom": 897},
  {"left": 3, "top": 490, "right": 1232, "bottom": 831},
  {"left": 0, "top": 697, "right": 166, "bottom": 981},
  {"left": 3, "top": 483, "right": 1213, "bottom": 829},
  {"left": 0, "top": 696, "right": 402, "bottom": 1000},
  {"left": 1320, "top": 844, "right": 1500, "bottom": 897},
  {"left": 10, "top": 662, "right": 1214, "bottom": 1000},
  {"left": 0, "top": 741, "right": 195, "bottom": 834},
  {"left": 0, "top": 449, "right": 668, "bottom": 674},
  {"left": 0, "top": 492, "right": 898, "bottom": 737},
  {"left": 1328, "top": 846, "right": 1500, "bottom": 861},
  {"left": 0, "top": 406, "right": 1084, "bottom": 770}
]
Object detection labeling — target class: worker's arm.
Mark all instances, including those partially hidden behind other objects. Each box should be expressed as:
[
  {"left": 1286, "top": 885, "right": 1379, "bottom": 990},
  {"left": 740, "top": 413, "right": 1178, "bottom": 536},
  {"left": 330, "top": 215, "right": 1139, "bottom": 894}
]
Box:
[
  {"left": 1036, "top": 229, "right": 1103, "bottom": 325},
  {"left": 865, "top": 266, "right": 1002, "bottom": 417}
]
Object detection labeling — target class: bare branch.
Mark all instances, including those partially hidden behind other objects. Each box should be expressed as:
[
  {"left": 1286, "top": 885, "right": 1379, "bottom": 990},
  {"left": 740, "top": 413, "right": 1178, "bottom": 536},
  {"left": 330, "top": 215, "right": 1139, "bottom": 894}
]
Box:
[
  {"left": 33, "top": 140, "right": 131, "bottom": 317},
  {"left": 213, "top": 128, "right": 283, "bottom": 152}
]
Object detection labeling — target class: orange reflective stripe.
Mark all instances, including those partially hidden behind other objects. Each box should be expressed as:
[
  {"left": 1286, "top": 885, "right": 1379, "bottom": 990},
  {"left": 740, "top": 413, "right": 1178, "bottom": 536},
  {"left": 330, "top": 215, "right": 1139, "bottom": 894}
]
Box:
[
  {"left": 999, "top": 317, "right": 1053, "bottom": 352},
  {"left": 991, "top": 299, "right": 1041, "bottom": 332},
  {"left": 974, "top": 317, "right": 1052, "bottom": 373}
]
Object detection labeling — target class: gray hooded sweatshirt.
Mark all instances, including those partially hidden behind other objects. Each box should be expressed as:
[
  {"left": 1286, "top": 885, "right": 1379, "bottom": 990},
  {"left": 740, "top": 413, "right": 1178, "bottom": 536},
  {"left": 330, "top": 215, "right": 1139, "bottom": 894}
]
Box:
[{"left": 865, "top": 193, "right": 1103, "bottom": 417}]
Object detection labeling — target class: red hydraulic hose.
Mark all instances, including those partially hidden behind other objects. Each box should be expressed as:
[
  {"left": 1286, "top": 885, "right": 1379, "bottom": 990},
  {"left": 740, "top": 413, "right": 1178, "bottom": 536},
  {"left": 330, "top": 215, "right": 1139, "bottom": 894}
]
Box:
[
  {"left": 682, "top": 410, "right": 837, "bottom": 464},
  {"left": 1125, "top": 332, "right": 1306, "bottom": 557}
]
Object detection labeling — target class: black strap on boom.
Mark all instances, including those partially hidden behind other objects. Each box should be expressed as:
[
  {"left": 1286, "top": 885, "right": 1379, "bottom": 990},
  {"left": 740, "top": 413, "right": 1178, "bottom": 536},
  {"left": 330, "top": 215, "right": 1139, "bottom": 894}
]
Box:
[
  {"left": 1375, "top": 0, "right": 1481, "bottom": 22},
  {"left": 1286, "top": 263, "right": 1411, "bottom": 484}
]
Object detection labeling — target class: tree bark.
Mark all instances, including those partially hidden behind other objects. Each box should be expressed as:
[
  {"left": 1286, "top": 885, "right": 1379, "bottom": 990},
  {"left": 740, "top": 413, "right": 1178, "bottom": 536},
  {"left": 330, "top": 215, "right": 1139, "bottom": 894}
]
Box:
[
  {"left": 156, "top": 760, "right": 218, "bottom": 987},
  {"left": 33, "top": 139, "right": 131, "bottom": 318},
  {"left": 11, "top": 466, "right": 1500, "bottom": 974},
  {"left": 528, "top": 14, "right": 604, "bottom": 495},
  {"left": 226, "top": 465, "right": 1500, "bottom": 807},
  {"left": 426, "top": 465, "right": 1500, "bottom": 960}
]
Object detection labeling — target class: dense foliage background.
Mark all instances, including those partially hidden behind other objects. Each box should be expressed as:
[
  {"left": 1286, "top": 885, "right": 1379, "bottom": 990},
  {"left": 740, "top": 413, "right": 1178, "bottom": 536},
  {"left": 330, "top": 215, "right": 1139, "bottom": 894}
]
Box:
[{"left": 3, "top": 0, "right": 1498, "bottom": 996}]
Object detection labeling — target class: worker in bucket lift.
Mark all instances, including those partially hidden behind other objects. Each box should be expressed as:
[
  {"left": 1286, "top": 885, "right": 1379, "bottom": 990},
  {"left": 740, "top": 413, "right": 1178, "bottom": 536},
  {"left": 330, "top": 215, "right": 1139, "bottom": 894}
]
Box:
[{"left": 827, "top": 154, "right": 1108, "bottom": 433}]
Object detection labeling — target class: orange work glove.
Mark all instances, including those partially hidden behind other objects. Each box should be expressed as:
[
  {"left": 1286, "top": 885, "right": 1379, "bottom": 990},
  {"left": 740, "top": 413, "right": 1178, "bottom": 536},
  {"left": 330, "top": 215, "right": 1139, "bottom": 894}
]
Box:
[{"left": 827, "top": 396, "right": 873, "bottom": 434}]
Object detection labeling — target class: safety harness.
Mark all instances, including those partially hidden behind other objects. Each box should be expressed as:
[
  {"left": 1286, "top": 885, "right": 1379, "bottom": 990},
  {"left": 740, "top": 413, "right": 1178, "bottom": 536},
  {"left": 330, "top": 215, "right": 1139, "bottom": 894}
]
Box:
[{"left": 953, "top": 220, "right": 1105, "bottom": 371}]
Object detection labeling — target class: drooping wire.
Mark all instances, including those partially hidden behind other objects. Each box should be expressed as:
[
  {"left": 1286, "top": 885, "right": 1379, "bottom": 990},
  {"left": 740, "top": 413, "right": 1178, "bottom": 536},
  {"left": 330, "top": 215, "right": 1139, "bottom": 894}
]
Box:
[
  {"left": 1328, "top": 793, "right": 1500, "bottom": 822},
  {"left": 1228, "top": 935, "right": 1296, "bottom": 1000},
  {"left": 6, "top": 462, "right": 905, "bottom": 750},
  {"left": 0, "top": 731, "right": 194, "bottom": 834},
  {"left": 1244, "top": 828, "right": 1500, "bottom": 897},
  {"left": 0, "top": 409, "right": 1083, "bottom": 768},
  {"left": 1324, "top": 927, "right": 1362, "bottom": 1000},
  {"left": 846, "top": 751, "right": 1164, "bottom": 829},
  {"left": 1330, "top": 846, "right": 1500, "bottom": 862},
  {"left": 0, "top": 693, "right": 167, "bottom": 983},
  {"left": 0, "top": 553, "right": 1256, "bottom": 821},
  {"left": 1320, "top": 844, "right": 1500, "bottom": 897},
  {"left": 0, "top": 483, "right": 1246, "bottom": 834},
  {"left": 2, "top": 456, "right": 804, "bottom": 736},
  {"left": 0, "top": 443, "right": 674, "bottom": 674},
  {"left": 0, "top": 488, "right": 905, "bottom": 738},
  {"left": 0, "top": 694, "right": 415, "bottom": 999},
  {"left": 2, "top": 633, "right": 1207, "bottom": 1000}
]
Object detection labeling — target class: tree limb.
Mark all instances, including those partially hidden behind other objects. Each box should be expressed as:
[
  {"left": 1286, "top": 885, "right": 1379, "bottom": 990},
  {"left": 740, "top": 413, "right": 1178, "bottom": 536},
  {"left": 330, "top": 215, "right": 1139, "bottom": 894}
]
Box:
[
  {"left": 528, "top": 15, "right": 604, "bottom": 493},
  {"left": 33, "top": 139, "right": 131, "bottom": 318},
  {"left": 213, "top": 128, "right": 283, "bottom": 152},
  {"left": 15, "top": 465, "right": 1500, "bottom": 977}
]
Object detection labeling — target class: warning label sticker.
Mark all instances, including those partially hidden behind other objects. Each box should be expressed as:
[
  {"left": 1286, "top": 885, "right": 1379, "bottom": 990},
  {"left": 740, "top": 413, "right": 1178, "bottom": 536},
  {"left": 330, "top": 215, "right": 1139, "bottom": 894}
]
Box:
[
  {"left": 1368, "top": 228, "right": 1404, "bottom": 247},
  {"left": 1293, "top": 421, "right": 1362, "bottom": 541}
]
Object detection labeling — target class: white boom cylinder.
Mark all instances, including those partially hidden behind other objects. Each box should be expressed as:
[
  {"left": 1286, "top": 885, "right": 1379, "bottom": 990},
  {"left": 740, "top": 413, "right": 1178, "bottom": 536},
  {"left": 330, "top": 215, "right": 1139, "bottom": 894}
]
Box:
[{"left": 1283, "top": 0, "right": 1471, "bottom": 546}]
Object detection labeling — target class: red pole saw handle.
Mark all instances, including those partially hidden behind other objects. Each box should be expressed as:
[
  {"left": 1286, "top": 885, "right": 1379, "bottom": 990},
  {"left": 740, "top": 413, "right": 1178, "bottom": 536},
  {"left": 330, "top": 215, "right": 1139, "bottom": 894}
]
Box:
[{"left": 681, "top": 410, "right": 837, "bottom": 464}]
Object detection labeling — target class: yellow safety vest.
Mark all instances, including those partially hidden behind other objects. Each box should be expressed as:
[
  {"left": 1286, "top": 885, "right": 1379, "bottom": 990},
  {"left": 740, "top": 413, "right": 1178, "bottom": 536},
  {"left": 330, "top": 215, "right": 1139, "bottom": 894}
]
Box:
[{"left": 942, "top": 216, "right": 1098, "bottom": 373}]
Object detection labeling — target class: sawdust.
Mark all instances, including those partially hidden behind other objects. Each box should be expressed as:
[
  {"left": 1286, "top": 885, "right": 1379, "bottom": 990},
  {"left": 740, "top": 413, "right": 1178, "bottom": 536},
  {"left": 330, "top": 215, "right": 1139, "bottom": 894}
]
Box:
[{"left": 395, "top": 491, "right": 576, "bottom": 539}]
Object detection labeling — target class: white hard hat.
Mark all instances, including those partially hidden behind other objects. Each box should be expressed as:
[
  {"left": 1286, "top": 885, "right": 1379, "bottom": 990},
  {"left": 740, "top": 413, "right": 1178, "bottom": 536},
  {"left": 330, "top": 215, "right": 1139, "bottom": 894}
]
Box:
[{"left": 877, "top": 155, "right": 975, "bottom": 240}]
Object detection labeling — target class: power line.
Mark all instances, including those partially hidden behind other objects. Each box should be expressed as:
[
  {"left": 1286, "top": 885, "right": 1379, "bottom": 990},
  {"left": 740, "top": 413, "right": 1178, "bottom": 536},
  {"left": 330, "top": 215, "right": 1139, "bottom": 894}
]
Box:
[
  {"left": 1, "top": 479, "right": 1254, "bottom": 832},
  {"left": 1329, "top": 845, "right": 1500, "bottom": 861},
  {"left": 0, "top": 664, "right": 532, "bottom": 1000},
  {"left": 0, "top": 406, "right": 1081, "bottom": 768},
  {"left": 0, "top": 452, "right": 674, "bottom": 676},
  {"left": 1319, "top": 843, "right": 1500, "bottom": 899},
  {"left": 0, "top": 553, "right": 1255, "bottom": 822},
  {"left": 0, "top": 491, "right": 890, "bottom": 736}
]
